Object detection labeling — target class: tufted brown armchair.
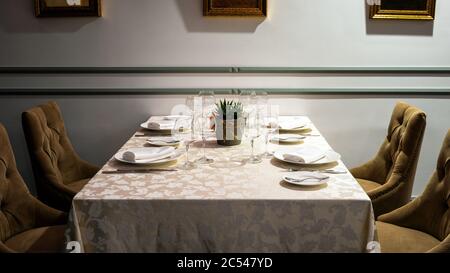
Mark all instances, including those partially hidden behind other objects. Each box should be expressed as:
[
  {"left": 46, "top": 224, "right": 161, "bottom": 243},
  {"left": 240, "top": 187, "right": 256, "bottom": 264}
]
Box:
[
  {"left": 0, "top": 123, "right": 67, "bottom": 253},
  {"left": 376, "top": 129, "right": 450, "bottom": 253},
  {"left": 350, "top": 102, "right": 426, "bottom": 217},
  {"left": 22, "top": 101, "right": 100, "bottom": 212}
]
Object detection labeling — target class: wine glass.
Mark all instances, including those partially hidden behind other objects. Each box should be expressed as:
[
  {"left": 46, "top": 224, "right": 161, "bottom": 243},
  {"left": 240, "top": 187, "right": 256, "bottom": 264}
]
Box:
[
  {"left": 262, "top": 104, "right": 279, "bottom": 158},
  {"left": 242, "top": 91, "right": 268, "bottom": 163},
  {"left": 173, "top": 117, "right": 196, "bottom": 170},
  {"left": 172, "top": 97, "right": 196, "bottom": 170},
  {"left": 239, "top": 90, "right": 257, "bottom": 142},
  {"left": 247, "top": 110, "right": 263, "bottom": 164},
  {"left": 196, "top": 90, "right": 215, "bottom": 164}
]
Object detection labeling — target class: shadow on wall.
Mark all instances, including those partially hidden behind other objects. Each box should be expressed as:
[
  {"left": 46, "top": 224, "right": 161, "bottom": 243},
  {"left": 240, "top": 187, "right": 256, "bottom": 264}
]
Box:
[
  {"left": 0, "top": 0, "right": 98, "bottom": 33},
  {"left": 364, "top": 4, "right": 434, "bottom": 36},
  {"left": 175, "top": 0, "right": 265, "bottom": 33}
]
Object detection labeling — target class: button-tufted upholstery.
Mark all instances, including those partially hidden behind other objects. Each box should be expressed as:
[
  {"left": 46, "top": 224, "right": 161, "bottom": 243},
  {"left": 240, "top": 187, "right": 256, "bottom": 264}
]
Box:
[
  {"left": 0, "top": 123, "right": 67, "bottom": 253},
  {"left": 350, "top": 102, "right": 426, "bottom": 217},
  {"left": 22, "top": 101, "right": 100, "bottom": 212},
  {"left": 376, "top": 129, "right": 450, "bottom": 253}
]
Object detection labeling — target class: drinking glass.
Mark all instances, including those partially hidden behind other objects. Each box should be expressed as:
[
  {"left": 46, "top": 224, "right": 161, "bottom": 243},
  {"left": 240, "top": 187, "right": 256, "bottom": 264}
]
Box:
[
  {"left": 247, "top": 99, "right": 263, "bottom": 164},
  {"left": 196, "top": 90, "right": 215, "bottom": 164},
  {"left": 172, "top": 96, "right": 196, "bottom": 170},
  {"left": 244, "top": 91, "right": 267, "bottom": 163},
  {"left": 239, "top": 90, "right": 257, "bottom": 141},
  {"left": 262, "top": 104, "right": 279, "bottom": 158},
  {"left": 173, "top": 117, "right": 196, "bottom": 170}
]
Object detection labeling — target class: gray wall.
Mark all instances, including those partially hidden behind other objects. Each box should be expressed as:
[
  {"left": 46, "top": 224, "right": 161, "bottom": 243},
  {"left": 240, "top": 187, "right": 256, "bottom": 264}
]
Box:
[{"left": 1, "top": 0, "right": 450, "bottom": 196}]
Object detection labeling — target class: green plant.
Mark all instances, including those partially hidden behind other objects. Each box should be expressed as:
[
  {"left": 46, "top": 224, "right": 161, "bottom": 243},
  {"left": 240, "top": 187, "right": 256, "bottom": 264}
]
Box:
[{"left": 215, "top": 99, "right": 244, "bottom": 119}]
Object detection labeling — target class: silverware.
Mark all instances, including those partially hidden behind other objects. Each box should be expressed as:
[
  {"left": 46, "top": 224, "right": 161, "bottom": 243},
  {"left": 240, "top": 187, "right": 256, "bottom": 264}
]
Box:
[
  {"left": 287, "top": 168, "right": 347, "bottom": 174},
  {"left": 280, "top": 126, "right": 306, "bottom": 130},
  {"left": 299, "top": 133, "right": 320, "bottom": 137},
  {"left": 148, "top": 139, "right": 180, "bottom": 143},
  {"left": 274, "top": 136, "right": 306, "bottom": 141},
  {"left": 102, "top": 168, "right": 178, "bottom": 174},
  {"left": 285, "top": 176, "right": 328, "bottom": 183}
]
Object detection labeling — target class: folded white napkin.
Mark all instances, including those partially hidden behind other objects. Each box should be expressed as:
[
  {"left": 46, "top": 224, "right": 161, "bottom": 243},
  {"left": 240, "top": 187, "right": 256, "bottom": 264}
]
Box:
[
  {"left": 278, "top": 120, "right": 307, "bottom": 130},
  {"left": 122, "top": 147, "right": 175, "bottom": 162},
  {"left": 282, "top": 151, "right": 324, "bottom": 163}
]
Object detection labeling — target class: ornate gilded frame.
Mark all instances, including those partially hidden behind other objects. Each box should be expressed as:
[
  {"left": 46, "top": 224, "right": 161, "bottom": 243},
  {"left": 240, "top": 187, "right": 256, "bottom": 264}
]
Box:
[
  {"left": 369, "top": 0, "right": 436, "bottom": 20},
  {"left": 35, "top": 0, "right": 102, "bottom": 17},
  {"left": 203, "top": 0, "right": 267, "bottom": 17}
]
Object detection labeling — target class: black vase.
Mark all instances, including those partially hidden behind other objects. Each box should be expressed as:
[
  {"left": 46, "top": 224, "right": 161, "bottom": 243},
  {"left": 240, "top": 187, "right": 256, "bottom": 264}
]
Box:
[{"left": 215, "top": 116, "right": 244, "bottom": 146}]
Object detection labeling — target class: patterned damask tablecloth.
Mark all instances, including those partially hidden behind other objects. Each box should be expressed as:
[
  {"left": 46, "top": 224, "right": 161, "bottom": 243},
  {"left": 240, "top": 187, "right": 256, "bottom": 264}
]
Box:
[{"left": 65, "top": 116, "right": 379, "bottom": 253}]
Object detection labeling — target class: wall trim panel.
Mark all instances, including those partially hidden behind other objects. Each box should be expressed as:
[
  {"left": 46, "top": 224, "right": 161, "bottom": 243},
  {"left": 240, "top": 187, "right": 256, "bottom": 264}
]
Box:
[
  {"left": 1, "top": 88, "right": 450, "bottom": 95},
  {"left": 1, "top": 66, "right": 450, "bottom": 74}
]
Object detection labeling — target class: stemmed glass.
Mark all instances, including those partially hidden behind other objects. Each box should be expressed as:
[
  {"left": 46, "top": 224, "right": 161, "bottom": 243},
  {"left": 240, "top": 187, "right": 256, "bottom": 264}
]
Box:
[
  {"left": 196, "top": 90, "right": 215, "bottom": 164},
  {"left": 262, "top": 104, "right": 279, "bottom": 158},
  {"left": 239, "top": 90, "right": 257, "bottom": 142},
  {"left": 173, "top": 96, "right": 196, "bottom": 170},
  {"left": 247, "top": 107, "right": 263, "bottom": 164},
  {"left": 245, "top": 92, "right": 264, "bottom": 164}
]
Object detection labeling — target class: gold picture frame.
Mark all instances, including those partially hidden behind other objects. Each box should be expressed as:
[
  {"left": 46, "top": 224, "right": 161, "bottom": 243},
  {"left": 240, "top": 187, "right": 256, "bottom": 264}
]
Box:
[
  {"left": 370, "top": 0, "right": 436, "bottom": 20},
  {"left": 203, "top": 0, "right": 267, "bottom": 17},
  {"left": 35, "top": 0, "right": 102, "bottom": 17}
]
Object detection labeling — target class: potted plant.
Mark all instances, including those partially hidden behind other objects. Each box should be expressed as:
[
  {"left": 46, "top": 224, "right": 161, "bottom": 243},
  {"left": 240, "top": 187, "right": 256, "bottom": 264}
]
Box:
[{"left": 214, "top": 99, "right": 245, "bottom": 146}]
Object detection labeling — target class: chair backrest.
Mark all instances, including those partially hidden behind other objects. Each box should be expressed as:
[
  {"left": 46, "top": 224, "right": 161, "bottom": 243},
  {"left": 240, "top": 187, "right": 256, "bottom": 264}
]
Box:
[
  {"left": 22, "top": 101, "right": 81, "bottom": 186},
  {"left": 415, "top": 130, "right": 450, "bottom": 241},
  {"left": 0, "top": 124, "right": 37, "bottom": 242},
  {"left": 373, "top": 102, "right": 426, "bottom": 195}
]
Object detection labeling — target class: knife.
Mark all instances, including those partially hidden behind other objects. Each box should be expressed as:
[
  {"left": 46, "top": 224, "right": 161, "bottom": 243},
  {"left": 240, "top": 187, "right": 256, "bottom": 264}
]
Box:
[{"left": 102, "top": 168, "right": 178, "bottom": 174}]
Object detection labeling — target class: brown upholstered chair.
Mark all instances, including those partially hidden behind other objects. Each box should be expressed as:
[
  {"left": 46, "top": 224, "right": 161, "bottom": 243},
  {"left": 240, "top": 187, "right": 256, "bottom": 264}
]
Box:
[
  {"left": 22, "top": 101, "right": 99, "bottom": 212},
  {"left": 350, "top": 102, "right": 426, "bottom": 217},
  {"left": 0, "top": 123, "right": 67, "bottom": 253},
  {"left": 376, "top": 129, "right": 450, "bottom": 253}
]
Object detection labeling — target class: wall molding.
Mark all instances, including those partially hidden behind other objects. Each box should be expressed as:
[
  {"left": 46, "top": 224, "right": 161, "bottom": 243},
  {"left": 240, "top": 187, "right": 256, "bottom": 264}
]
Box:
[
  {"left": 1, "top": 88, "right": 450, "bottom": 95},
  {"left": 2, "top": 66, "right": 450, "bottom": 74},
  {"left": 2, "top": 67, "right": 450, "bottom": 94}
]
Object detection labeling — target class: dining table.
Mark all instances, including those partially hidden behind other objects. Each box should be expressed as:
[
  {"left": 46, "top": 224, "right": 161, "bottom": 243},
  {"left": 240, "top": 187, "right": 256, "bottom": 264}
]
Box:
[{"left": 65, "top": 116, "right": 379, "bottom": 253}]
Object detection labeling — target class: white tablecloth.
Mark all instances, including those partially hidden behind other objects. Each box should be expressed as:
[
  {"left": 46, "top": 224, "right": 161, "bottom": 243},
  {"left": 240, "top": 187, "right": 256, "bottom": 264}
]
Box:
[{"left": 66, "top": 116, "right": 378, "bottom": 253}]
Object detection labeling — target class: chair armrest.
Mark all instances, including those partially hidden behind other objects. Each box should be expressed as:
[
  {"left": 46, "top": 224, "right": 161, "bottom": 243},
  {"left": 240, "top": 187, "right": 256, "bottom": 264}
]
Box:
[
  {"left": 46, "top": 176, "right": 78, "bottom": 197},
  {"left": 377, "top": 195, "right": 421, "bottom": 226},
  {"left": 31, "top": 194, "right": 68, "bottom": 227},
  {"left": 77, "top": 159, "right": 100, "bottom": 179},
  {"left": 0, "top": 242, "right": 16, "bottom": 253},
  {"left": 366, "top": 173, "right": 403, "bottom": 201},
  {"left": 350, "top": 155, "right": 387, "bottom": 182},
  {"left": 428, "top": 234, "right": 450, "bottom": 253},
  {"left": 350, "top": 160, "right": 375, "bottom": 181}
]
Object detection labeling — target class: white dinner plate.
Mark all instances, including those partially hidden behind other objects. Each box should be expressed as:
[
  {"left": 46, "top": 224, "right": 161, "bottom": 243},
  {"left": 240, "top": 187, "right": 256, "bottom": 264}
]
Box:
[
  {"left": 161, "top": 115, "right": 190, "bottom": 121},
  {"left": 271, "top": 134, "right": 305, "bottom": 144},
  {"left": 278, "top": 126, "right": 311, "bottom": 134},
  {"left": 146, "top": 137, "right": 180, "bottom": 147},
  {"left": 140, "top": 116, "right": 191, "bottom": 131},
  {"left": 140, "top": 122, "right": 174, "bottom": 131},
  {"left": 273, "top": 146, "right": 341, "bottom": 166},
  {"left": 114, "top": 147, "right": 181, "bottom": 165},
  {"left": 283, "top": 172, "right": 331, "bottom": 186}
]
